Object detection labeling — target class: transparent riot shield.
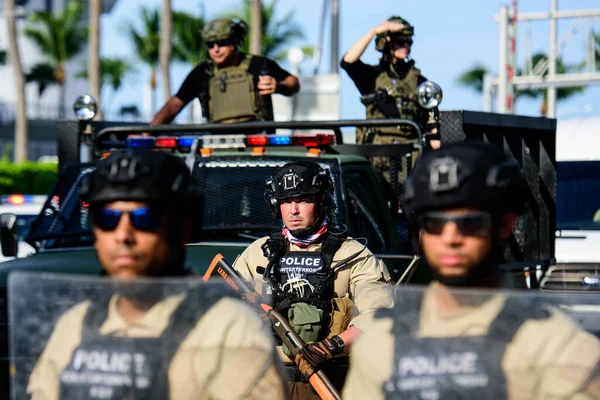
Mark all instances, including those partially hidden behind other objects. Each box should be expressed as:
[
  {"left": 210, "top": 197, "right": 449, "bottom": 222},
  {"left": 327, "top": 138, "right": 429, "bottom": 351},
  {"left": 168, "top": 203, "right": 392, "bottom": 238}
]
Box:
[
  {"left": 356, "top": 285, "right": 600, "bottom": 400},
  {"left": 8, "top": 272, "right": 239, "bottom": 400}
]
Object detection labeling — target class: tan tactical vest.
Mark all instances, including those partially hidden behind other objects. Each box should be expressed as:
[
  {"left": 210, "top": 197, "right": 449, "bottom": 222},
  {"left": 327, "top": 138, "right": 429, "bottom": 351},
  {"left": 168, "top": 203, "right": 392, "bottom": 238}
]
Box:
[
  {"left": 359, "top": 61, "right": 427, "bottom": 143},
  {"left": 208, "top": 56, "right": 269, "bottom": 123}
]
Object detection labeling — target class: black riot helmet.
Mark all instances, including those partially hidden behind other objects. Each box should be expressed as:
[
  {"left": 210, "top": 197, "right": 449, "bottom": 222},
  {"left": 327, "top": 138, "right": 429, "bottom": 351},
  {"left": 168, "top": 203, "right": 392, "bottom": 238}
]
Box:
[
  {"left": 264, "top": 160, "right": 333, "bottom": 221},
  {"left": 81, "top": 149, "right": 199, "bottom": 213},
  {"left": 402, "top": 141, "right": 525, "bottom": 219}
]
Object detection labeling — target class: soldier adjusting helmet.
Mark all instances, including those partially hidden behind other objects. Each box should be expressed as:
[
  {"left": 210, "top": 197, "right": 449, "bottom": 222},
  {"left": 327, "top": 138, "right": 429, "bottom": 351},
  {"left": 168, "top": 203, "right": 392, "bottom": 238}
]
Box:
[
  {"left": 401, "top": 141, "right": 526, "bottom": 219},
  {"left": 264, "top": 160, "right": 333, "bottom": 219},
  {"left": 375, "top": 15, "right": 415, "bottom": 52},
  {"left": 201, "top": 18, "right": 248, "bottom": 44}
]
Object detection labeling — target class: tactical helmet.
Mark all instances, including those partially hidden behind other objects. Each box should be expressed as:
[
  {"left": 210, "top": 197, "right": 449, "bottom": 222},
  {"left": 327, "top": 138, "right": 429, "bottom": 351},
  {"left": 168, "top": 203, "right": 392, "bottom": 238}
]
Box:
[
  {"left": 402, "top": 142, "right": 526, "bottom": 218},
  {"left": 80, "top": 150, "right": 197, "bottom": 211},
  {"left": 264, "top": 160, "right": 333, "bottom": 219},
  {"left": 201, "top": 18, "right": 248, "bottom": 43},
  {"left": 375, "top": 15, "right": 415, "bottom": 52}
]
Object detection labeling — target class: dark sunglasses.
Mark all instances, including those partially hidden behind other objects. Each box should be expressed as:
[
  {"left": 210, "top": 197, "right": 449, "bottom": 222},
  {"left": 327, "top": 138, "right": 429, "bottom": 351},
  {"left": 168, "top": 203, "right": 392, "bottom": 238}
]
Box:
[
  {"left": 92, "top": 207, "right": 162, "bottom": 232},
  {"left": 206, "top": 39, "right": 232, "bottom": 49},
  {"left": 419, "top": 212, "right": 492, "bottom": 237},
  {"left": 392, "top": 38, "right": 413, "bottom": 46}
]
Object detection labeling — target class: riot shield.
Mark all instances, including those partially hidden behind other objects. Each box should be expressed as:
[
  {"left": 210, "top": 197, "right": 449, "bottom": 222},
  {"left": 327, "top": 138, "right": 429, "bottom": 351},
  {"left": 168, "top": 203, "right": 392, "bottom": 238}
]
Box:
[
  {"left": 8, "top": 272, "right": 238, "bottom": 400},
  {"left": 361, "top": 285, "right": 600, "bottom": 400}
]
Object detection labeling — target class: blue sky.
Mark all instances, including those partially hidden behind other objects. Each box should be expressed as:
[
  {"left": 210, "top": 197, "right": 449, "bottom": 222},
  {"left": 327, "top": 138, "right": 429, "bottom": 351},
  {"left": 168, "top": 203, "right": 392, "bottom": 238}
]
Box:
[{"left": 100, "top": 0, "right": 600, "bottom": 121}]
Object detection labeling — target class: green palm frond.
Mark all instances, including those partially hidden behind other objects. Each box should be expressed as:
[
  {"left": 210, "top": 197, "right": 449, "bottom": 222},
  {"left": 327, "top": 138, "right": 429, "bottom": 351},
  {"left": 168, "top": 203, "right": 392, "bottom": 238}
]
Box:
[
  {"left": 26, "top": 62, "right": 58, "bottom": 96},
  {"left": 0, "top": 49, "right": 6, "bottom": 65},
  {"left": 24, "top": 2, "right": 86, "bottom": 65},
  {"left": 128, "top": 7, "right": 161, "bottom": 67},
  {"left": 456, "top": 64, "right": 488, "bottom": 93},
  {"left": 78, "top": 58, "right": 136, "bottom": 92},
  {"left": 222, "top": 0, "right": 307, "bottom": 61},
  {"left": 173, "top": 8, "right": 207, "bottom": 66}
]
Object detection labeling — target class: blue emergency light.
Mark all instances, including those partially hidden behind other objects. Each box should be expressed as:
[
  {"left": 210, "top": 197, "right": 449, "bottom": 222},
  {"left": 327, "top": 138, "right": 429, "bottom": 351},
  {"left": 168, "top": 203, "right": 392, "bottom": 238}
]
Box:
[
  {"left": 125, "top": 136, "right": 156, "bottom": 148},
  {"left": 178, "top": 137, "right": 196, "bottom": 149},
  {"left": 269, "top": 136, "right": 292, "bottom": 145}
]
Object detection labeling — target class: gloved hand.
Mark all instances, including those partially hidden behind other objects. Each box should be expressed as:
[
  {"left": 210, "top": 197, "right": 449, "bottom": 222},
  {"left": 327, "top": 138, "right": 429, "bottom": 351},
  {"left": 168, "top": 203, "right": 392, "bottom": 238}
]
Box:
[{"left": 295, "top": 335, "right": 345, "bottom": 377}]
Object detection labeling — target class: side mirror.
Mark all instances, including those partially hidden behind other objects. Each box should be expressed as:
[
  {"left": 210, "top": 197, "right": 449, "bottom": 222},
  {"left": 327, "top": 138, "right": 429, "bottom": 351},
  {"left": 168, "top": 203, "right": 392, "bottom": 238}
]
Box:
[
  {"left": 417, "top": 81, "right": 443, "bottom": 109},
  {"left": 0, "top": 213, "right": 18, "bottom": 258}
]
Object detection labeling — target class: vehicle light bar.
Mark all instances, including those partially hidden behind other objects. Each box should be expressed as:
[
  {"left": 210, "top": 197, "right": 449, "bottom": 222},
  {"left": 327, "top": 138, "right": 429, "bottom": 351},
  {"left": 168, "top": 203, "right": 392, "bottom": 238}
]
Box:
[
  {"left": 125, "top": 136, "right": 156, "bottom": 148},
  {"left": 247, "top": 135, "right": 268, "bottom": 146},
  {"left": 293, "top": 133, "right": 336, "bottom": 147},
  {"left": 178, "top": 136, "right": 196, "bottom": 150},
  {"left": 155, "top": 137, "right": 178, "bottom": 149},
  {"left": 1, "top": 194, "right": 46, "bottom": 205},
  {"left": 201, "top": 134, "right": 247, "bottom": 149}
]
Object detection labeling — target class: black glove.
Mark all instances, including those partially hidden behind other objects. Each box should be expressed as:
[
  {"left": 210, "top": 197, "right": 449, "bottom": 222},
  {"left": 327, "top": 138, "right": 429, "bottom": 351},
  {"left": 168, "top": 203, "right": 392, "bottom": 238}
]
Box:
[{"left": 295, "top": 335, "right": 345, "bottom": 377}]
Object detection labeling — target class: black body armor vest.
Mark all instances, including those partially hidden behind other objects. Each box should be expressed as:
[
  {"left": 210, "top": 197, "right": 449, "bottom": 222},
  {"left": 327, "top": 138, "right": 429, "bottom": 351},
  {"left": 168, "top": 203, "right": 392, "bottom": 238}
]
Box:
[
  {"left": 379, "top": 297, "right": 551, "bottom": 399},
  {"left": 59, "top": 288, "right": 226, "bottom": 400}
]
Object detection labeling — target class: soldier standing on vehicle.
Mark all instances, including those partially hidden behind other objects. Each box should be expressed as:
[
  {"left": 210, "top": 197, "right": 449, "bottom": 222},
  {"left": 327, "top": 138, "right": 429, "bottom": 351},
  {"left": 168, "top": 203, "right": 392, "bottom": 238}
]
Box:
[
  {"left": 27, "top": 150, "right": 286, "bottom": 400},
  {"left": 233, "top": 160, "right": 394, "bottom": 399},
  {"left": 343, "top": 142, "right": 600, "bottom": 399},
  {"left": 151, "top": 18, "right": 300, "bottom": 125},
  {"left": 341, "top": 16, "right": 440, "bottom": 150}
]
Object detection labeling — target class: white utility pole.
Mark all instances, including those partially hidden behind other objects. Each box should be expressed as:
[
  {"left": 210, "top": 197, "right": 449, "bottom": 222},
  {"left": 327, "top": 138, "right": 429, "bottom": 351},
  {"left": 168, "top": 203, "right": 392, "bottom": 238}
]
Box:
[
  {"left": 493, "top": 2, "right": 600, "bottom": 116},
  {"left": 547, "top": 0, "right": 558, "bottom": 118},
  {"left": 497, "top": 5, "right": 508, "bottom": 113}
]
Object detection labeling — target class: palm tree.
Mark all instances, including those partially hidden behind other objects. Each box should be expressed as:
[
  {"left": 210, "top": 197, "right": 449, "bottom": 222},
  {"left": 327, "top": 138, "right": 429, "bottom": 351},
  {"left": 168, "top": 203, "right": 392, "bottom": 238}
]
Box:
[
  {"left": 6, "top": 0, "right": 28, "bottom": 162},
  {"left": 457, "top": 53, "right": 584, "bottom": 116},
  {"left": 88, "top": 0, "right": 102, "bottom": 119},
  {"left": 172, "top": 10, "right": 207, "bottom": 66},
  {"left": 224, "top": 0, "right": 308, "bottom": 61},
  {"left": 26, "top": 62, "right": 57, "bottom": 118},
  {"left": 77, "top": 58, "right": 135, "bottom": 117},
  {"left": 128, "top": 7, "right": 161, "bottom": 113},
  {"left": 160, "top": 0, "right": 173, "bottom": 102},
  {"left": 24, "top": 1, "right": 87, "bottom": 118},
  {"left": 249, "top": 0, "right": 262, "bottom": 54}
]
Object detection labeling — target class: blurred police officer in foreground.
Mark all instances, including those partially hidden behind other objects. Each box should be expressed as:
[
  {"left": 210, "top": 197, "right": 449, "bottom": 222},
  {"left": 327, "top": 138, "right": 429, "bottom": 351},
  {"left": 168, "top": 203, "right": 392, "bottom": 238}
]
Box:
[
  {"left": 344, "top": 142, "right": 600, "bottom": 399},
  {"left": 27, "top": 150, "right": 286, "bottom": 400},
  {"left": 233, "top": 160, "right": 394, "bottom": 399},
  {"left": 341, "top": 16, "right": 440, "bottom": 150},
  {"left": 151, "top": 18, "right": 299, "bottom": 125}
]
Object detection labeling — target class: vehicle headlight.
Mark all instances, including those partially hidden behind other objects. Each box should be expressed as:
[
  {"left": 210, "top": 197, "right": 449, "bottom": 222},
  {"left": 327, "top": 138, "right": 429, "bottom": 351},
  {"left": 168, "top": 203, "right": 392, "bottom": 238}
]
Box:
[
  {"left": 417, "top": 81, "right": 443, "bottom": 109},
  {"left": 73, "top": 95, "right": 98, "bottom": 121}
]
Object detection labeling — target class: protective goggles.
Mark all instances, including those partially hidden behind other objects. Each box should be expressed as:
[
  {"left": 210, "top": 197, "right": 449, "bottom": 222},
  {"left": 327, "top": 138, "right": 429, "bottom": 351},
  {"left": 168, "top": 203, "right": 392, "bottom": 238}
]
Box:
[
  {"left": 419, "top": 211, "right": 492, "bottom": 237},
  {"left": 206, "top": 39, "right": 232, "bottom": 49},
  {"left": 391, "top": 36, "right": 413, "bottom": 46},
  {"left": 92, "top": 207, "right": 162, "bottom": 232}
]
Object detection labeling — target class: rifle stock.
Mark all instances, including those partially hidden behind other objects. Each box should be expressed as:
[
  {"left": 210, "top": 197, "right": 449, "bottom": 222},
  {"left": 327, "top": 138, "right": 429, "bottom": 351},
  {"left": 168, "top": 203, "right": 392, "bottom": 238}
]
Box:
[{"left": 203, "top": 254, "right": 342, "bottom": 400}]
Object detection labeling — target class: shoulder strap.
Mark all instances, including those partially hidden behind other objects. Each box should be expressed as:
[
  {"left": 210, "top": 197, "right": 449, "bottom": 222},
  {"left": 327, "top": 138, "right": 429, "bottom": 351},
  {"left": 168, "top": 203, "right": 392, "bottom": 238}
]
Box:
[
  {"left": 486, "top": 297, "right": 551, "bottom": 343},
  {"left": 320, "top": 232, "right": 347, "bottom": 271},
  {"left": 80, "top": 295, "right": 113, "bottom": 341}
]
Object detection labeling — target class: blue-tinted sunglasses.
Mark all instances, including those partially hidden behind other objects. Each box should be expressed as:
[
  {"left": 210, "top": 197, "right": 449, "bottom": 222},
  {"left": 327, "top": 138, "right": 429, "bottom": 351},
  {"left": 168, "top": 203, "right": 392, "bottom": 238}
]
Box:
[{"left": 92, "top": 207, "right": 162, "bottom": 232}]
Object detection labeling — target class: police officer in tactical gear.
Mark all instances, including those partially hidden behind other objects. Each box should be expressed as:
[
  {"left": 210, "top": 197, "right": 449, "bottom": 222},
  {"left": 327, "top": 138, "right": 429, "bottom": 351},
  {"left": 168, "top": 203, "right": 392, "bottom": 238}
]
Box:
[
  {"left": 341, "top": 16, "right": 440, "bottom": 150},
  {"left": 27, "top": 150, "right": 286, "bottom": 400},
  {"left": 151, "top": 18, "right": 300, "bottom": 125},
  {"left": 343, "top": 142, "right": 600, "bottom": 399},
  {"left": 233, "top": 160, "right": 394, "bottom": 400}
]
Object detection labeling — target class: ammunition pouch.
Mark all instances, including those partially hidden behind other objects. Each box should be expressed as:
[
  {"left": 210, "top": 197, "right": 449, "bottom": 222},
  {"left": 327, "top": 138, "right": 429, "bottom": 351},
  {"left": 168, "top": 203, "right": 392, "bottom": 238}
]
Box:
[
  {"left": 327, "top": 297, "right": 356, "bottom": 338},
  {"left": 283, "top": 302, "right": 323, "bottom": 357}
]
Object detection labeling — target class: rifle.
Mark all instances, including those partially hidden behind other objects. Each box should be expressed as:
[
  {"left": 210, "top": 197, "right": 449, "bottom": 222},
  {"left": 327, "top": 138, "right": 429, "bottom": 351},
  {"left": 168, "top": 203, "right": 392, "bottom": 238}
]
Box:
[
  {"left": 360, "top": 88, "right": 401, "bottom": 119},
  {"left": 203, "top": 254, "right": 342, "bottom": 400}
]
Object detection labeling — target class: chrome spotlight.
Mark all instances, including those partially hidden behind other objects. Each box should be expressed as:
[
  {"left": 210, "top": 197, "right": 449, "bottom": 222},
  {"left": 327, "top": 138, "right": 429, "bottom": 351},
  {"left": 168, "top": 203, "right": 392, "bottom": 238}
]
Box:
[
  {"left": 73, "top": 94, "right": 98, "bottom": 121},
  {"left": 417, "top": 81, "right": 443, "bottom": 109}
]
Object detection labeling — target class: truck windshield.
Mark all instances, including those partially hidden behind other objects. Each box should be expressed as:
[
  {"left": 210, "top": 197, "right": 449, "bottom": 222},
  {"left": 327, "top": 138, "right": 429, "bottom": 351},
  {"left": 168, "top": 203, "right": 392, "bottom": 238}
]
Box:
[
  {"left": 26, "top": 156, "right": 340, "bottom": 248},
  {"left": 557, "top": 161, "right": 600, "bottom": 230}
]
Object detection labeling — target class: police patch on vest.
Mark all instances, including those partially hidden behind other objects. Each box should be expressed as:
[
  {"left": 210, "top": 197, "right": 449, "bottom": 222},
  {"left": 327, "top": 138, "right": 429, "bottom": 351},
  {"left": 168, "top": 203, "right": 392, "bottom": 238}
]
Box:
[
  {"left": 278, "top": 253, "right": 323, "bottom": 276},
  {"left": 384, "top": 337, "right": 507, "bottom": 399},
  {"left": 60, "top": 339, "right": 161, "bottom": 400}
]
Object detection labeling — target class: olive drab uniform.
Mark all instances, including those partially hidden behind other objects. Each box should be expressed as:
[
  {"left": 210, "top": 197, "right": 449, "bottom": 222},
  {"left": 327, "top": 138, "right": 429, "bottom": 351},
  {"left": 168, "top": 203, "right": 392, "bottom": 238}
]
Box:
[
  {"left": 233, "top": 234, "right": 394, "bottom": 396},
  {"left": 207, "top": 55, "right": 270, "bottom": 123},
  {"left": 343, "top": 284, "right": 600, "bottom": 400},
  {"left": 357, "top": 60, "right": 439, "bottom": 186}
]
